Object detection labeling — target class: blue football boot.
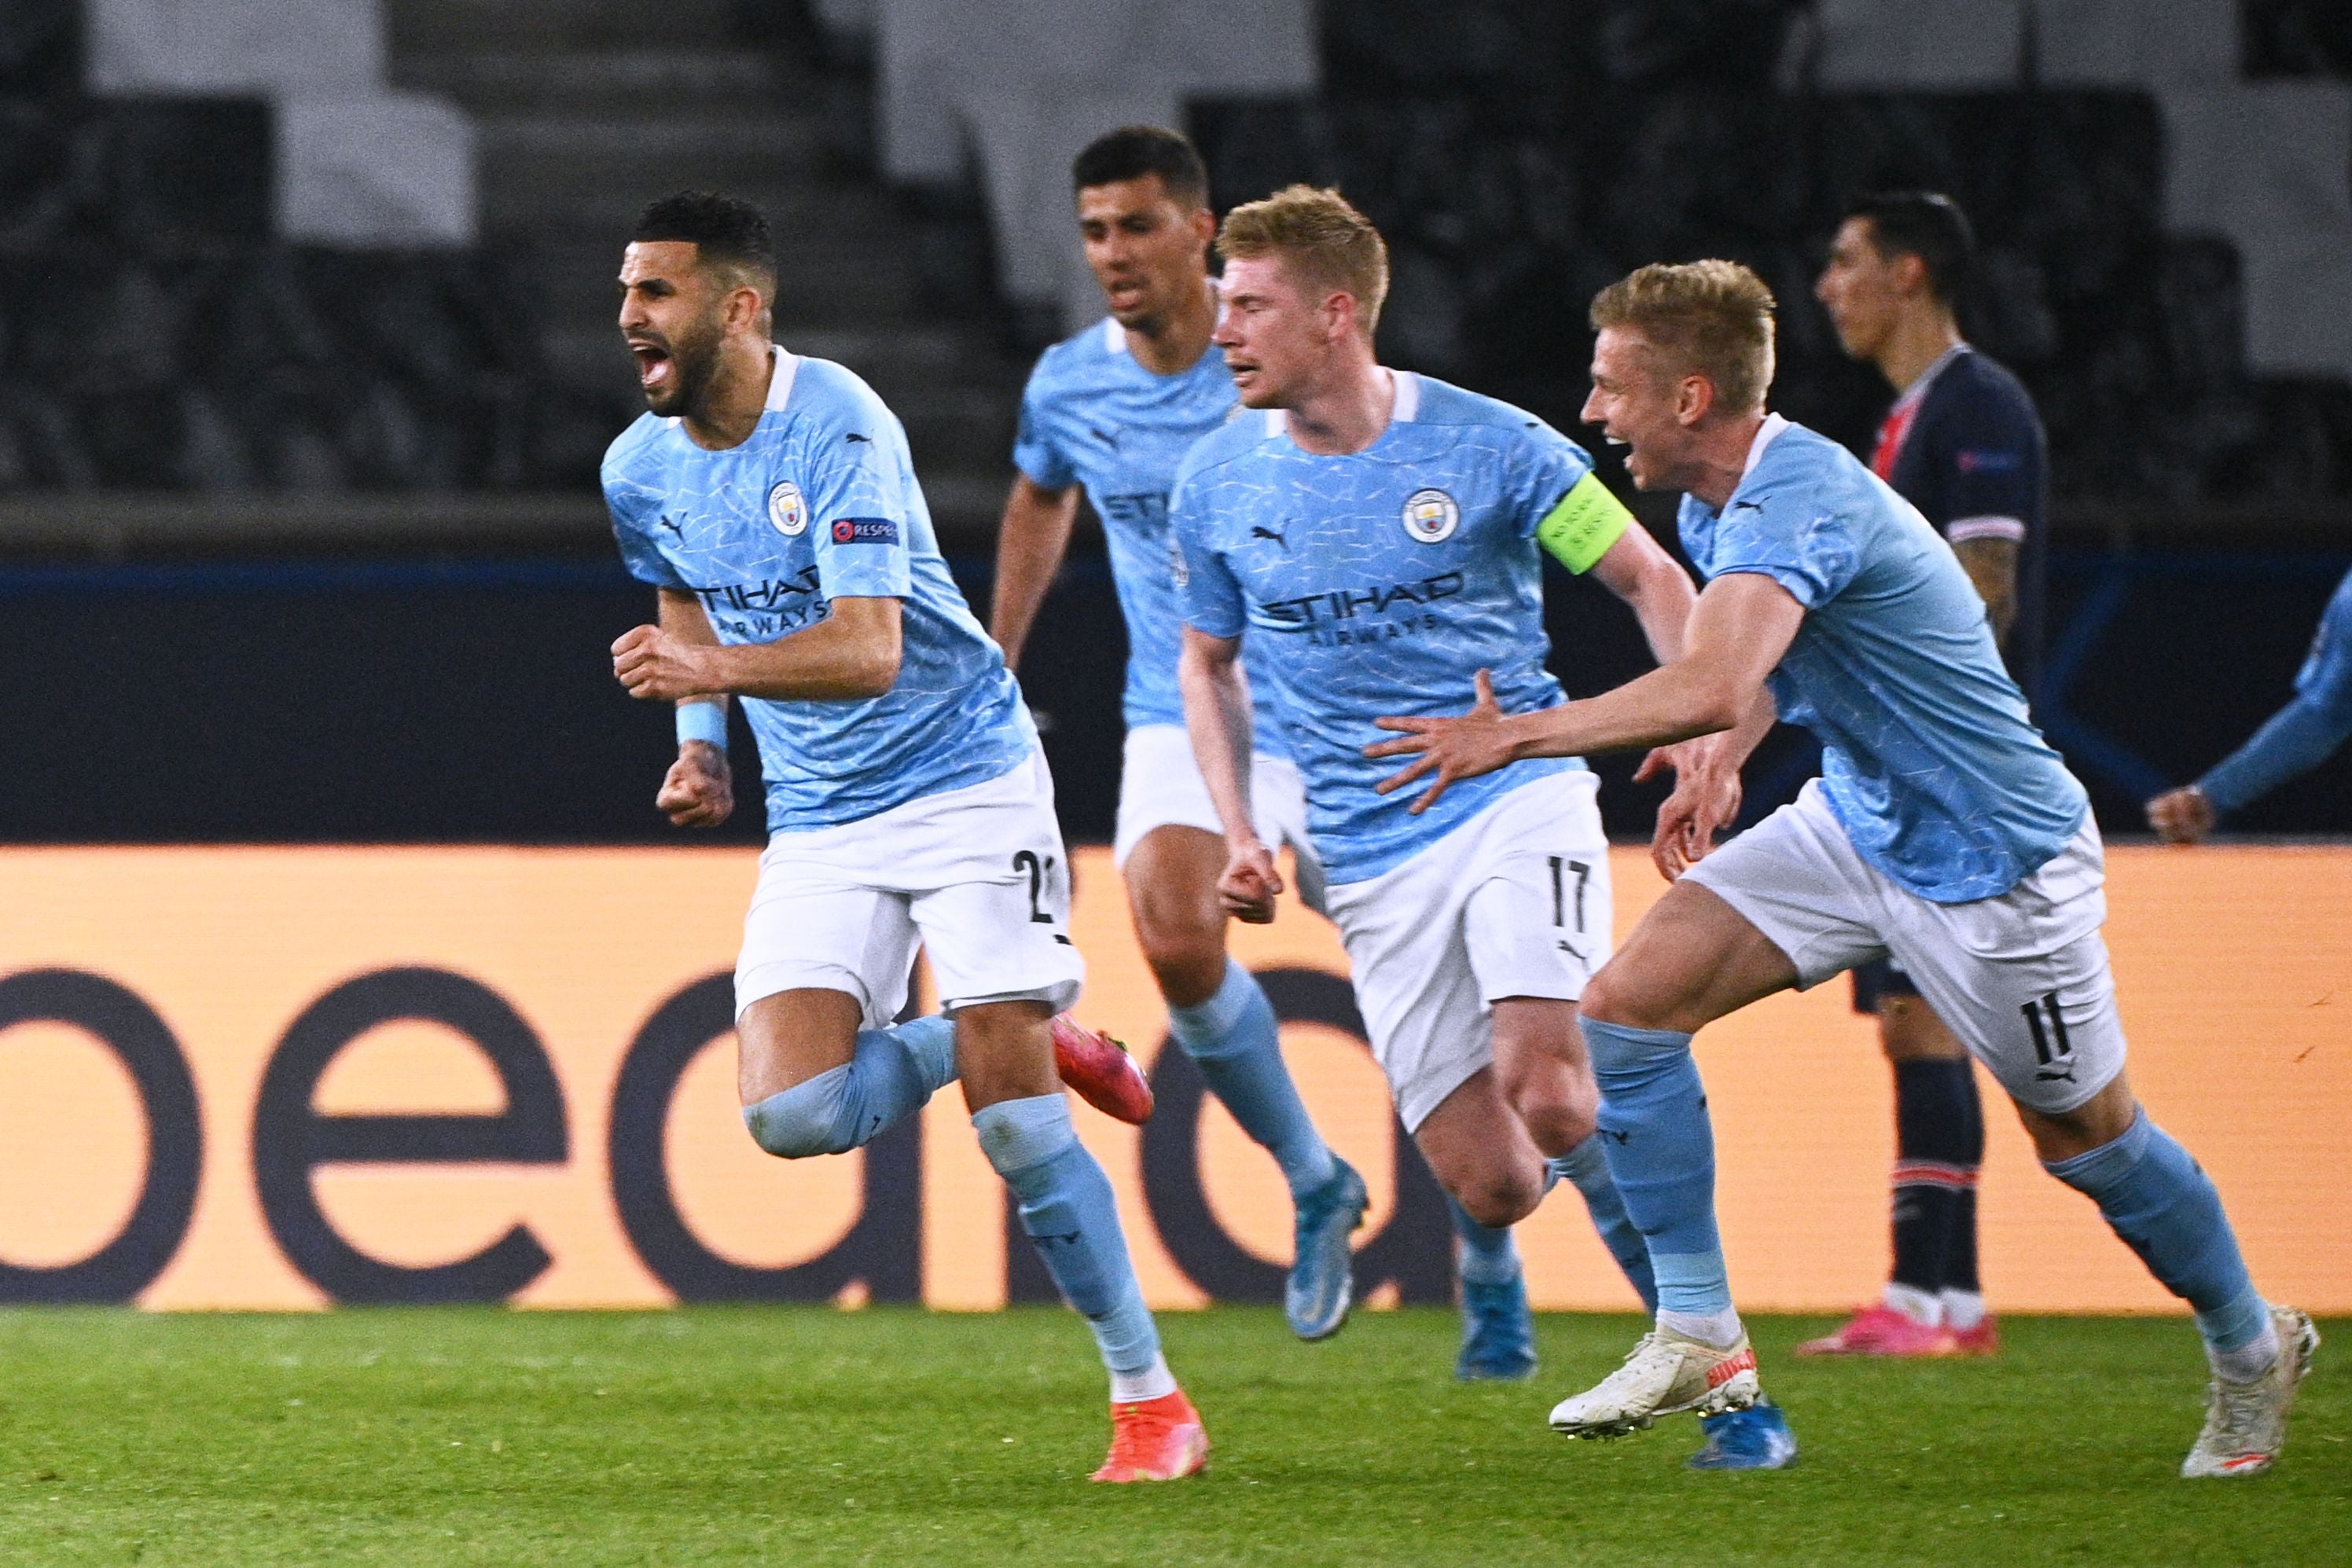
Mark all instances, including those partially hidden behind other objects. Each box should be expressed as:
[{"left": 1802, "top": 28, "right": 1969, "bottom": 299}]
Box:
[
  {"left": 1687, "top": 1397, "right": 1799, "bottom": 1470},
  {"left": 1456, "top": 1273, "right": 1538, "bottom": 1381},
  {"left": 1286, "top": 1159, "right": 1368, "bottom": 1340}
]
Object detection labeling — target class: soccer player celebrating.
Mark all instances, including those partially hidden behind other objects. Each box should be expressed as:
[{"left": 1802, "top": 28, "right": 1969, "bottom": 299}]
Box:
[
  {"left": 1170, "top": 185, "right": 1795, "bottom": 1459},
  {"left": 2146, "top": 564, "right": 2352, "bottom": 841},
  {"left": 1802, "top": 191, "right": 2050, "bottom": 1358},
  {"left": 990, "top": 128, "right": 1369, "bottom": 1346},
  {"left": 602, "top": 192, "right": 1204, "bottom": 1482},
  {"left": 1371, "top": 260, "right": 2317, "bottom": 1478}
]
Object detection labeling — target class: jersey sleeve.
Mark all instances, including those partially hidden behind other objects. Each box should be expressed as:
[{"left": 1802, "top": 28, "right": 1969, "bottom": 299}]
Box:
[
  {"left": 2293, "top": 569, "right": 2352, "bottom": 720},
  {"left": 1705, "top": 491, "right": 1860, "bottom": 609},
  {"left": 803, "top": 424, "right": 914, "bottom": 600},
  {"left": 1172, "top": 465, "right": 1246, "bottom": 641},
  {"left": 1011, "top": 358, "right": 1077, "bottom": 490},
  {"left": 603, "top": 467, "right": 687, "bottom": 589},
  {"left": 1925, "top": 385, "right": 2041, "bottom": 544}
]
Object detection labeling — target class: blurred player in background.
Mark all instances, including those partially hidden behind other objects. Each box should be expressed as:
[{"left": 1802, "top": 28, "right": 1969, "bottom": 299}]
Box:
[
  {"left": 2146, "top": 564, "right": 2352, "bottom": 840},
  {"left": 1803, "top": 191, "right": 2049, "bottom": 1357},
  {"left": 989, "top": 127, "right": 1369, "bottom": 1346},
  {"left": 1172, "top": 185, "right": 1793, "bottom": 1467},
  {"left": 603, "top": 192, "right": 1204, "bottom": 1482},
  {"left": 1375, "top": 260, "right": 2314, "bottom": 1478}
]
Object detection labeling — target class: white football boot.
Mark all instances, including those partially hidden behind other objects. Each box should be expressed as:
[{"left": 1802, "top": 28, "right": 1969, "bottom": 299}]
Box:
[
  {"left": 1549, "top": 1326, "right": 1761, "bottom": 1438},
  {"left": 2181, "top": 1305, "right": 2321, "bottom": 1478}
]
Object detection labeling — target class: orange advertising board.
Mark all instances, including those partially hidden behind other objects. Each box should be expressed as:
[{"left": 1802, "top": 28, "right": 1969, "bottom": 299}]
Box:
[{"left": 0, "top": 844, "right": 2340, "bottom": 1313}]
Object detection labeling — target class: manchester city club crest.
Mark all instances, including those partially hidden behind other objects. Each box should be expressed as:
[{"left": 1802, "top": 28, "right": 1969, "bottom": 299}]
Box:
[
  {"left": 767, "top": 480, "right": 807, "bottom": 535},
  {"left": 1402, "top": 487, "right": 1459, "bottom": 544}
]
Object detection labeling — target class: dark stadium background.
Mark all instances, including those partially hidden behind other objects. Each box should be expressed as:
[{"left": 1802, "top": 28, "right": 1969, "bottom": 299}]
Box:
[{"left": 0, "top": 0, "right": 2345, "bottom": 848}]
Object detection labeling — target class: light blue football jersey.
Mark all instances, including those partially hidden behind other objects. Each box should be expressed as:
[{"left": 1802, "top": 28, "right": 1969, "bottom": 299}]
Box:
[
  {"left": 1174, "top": 372, "right": 1595, "bottom": 885},
  {"left": 604, "top": 349, "right": 1035, "bottom": 832},
  {"left": 1679, "top": 415, "right": 2087, "bottom": 902},
  {"left": 1014, "top": 315, "right": 1287, "bottom": 751}
]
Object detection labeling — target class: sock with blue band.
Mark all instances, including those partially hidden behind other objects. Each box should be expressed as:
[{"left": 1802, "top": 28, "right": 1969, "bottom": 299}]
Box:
[
  {"left": 741, "top": 1015, "right": 957, "bottom": 1157},
  {"left": 1547, "top": 1134, "right": 1660, "bottom": 1313},
  {"left": 974, "top": 1092, "right": 1174, "bottom": 1402},
  {"left": 1446, "top": 1195, "right": 1522, "bottom": 1287},
  {"left": 1579, "top": 1016, "right": 1740, "bottom": 1346},
  {"left": 2043, "top": 1107, "right": 2277, "bottom": 1379},
  {"left": 1169, "top": 958, "right": 1336, "bottom": 1201}
]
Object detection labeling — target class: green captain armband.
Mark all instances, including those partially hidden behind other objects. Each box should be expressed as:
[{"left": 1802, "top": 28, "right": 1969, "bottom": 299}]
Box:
[{"left": 1534, "top": 472, "right": 1634, "bottom": 575}]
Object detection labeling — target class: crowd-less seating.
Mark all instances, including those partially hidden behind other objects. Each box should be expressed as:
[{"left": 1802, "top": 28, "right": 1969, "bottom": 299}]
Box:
[{"left": 1193, "top": 0, "right": 2352, "bottom": 502}]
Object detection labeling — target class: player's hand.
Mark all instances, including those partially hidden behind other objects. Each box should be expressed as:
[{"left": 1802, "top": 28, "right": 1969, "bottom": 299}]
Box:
[
  {"left": 1366, "top": 669, "right": 1519, "bottom": 815},
  {"left": 1638, "top": 738, "right": 1742, "bottom": 882},
  {"left": 612, "top": 624, "right": 715, "bottom": 703},
  {"left": 2146, "top": 784, "right": 2216, "bottom": 846},
  {"left": 1217, "top": 837, "right": 1282, "bottom": 924},
  {"left": 656, "top": 741, "right": 733, "bottom": 828}
]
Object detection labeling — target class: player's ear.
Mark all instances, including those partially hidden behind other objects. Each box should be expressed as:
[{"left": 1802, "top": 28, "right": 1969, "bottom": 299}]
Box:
[
  {"left": 1188, "top": 204, "right": 1217, "bottom": 250},
  {"left": 1677, "top": 373, "right": 1715, "bottom": 427}
]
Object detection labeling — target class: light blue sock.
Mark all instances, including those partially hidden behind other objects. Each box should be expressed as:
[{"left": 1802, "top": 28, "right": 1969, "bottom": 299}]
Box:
[
  {"left": 2044, "top": 1109, "right": 2270, "bottom": 1357},
  {"left": 973, "top": 1093, "right": 1166, "bottom": 1389},
  {"left": 741, "top": 1015, "right": 958, "bottom": 1157},
  {"left": 1579, "top": 1017, "right": 1731, "bottom": 1317},
  {"left": 1169, "top": 959, "right": 1337, "bottom": 1200},
  {"left": 1445, "top": 1195, "right": 1522, "bottom": 1287},
  {"left": 1548, "top": 1134, "right": 1660, "bottom": 1313}
]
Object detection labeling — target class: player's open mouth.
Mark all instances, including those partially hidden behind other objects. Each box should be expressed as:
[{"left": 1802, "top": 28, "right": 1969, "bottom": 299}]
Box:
[{"left": 630, "top": 341, "right": 674, "bottom": 394}]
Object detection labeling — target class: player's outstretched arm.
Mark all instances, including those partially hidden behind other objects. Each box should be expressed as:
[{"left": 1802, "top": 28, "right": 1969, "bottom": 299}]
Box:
[
  {"left": 1178, "top": 625, "right": 1281, "bottom": 924},
  {"left": 988, "top": 476, "right": 1082, "bottom": 671},
  {"left": 612, "top": 595, "right": 903, "bottom": 703},
  {"left": 1367, "top": 572, "right": 1805, "bottom": 814}
]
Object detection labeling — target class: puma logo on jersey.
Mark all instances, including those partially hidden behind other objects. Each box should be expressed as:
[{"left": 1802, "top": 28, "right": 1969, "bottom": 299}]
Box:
[
  {"left": 843, "top": 431, "right": 872, "bottom": 444},
  {"left": 657, "top": 514, "right": 683, "bottom": 535},
  {"left": 1251, "top": 523, "right": 1291, "bottom": 552}
]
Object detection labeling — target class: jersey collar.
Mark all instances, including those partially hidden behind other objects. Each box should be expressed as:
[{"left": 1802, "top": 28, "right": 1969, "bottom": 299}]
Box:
[
  {"left": 1890, "top": 342, "right": 1969, "bottom": 415},
  {"left": 763, "top": 344, "right": 800, "bottom": 411},
  {"left": 1741, "top": 411, "right": 1791, "bottom": 478},
  {"left": 1262, "top": 369, "right": 1418, "bottom": 439}
]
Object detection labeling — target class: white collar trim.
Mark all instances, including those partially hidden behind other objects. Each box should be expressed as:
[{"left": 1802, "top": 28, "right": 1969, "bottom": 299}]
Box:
[
  {"left": 764, "top": 345, "right": 800, "bottom": 411},
  {"left": 1102, "top": 316, "right": 1125, "bottom": 355},
  {"left": 1742, "top": 412, "right": 1791, "bottom": 478},
  {"left": 1263, "top": 369, "right": 1417, "bottom": 442},
  {"left": 1891, "top": 342, "right": 1968, "bottom": 413}
]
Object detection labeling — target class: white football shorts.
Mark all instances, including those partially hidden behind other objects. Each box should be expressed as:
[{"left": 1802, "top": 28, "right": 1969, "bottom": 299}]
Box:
[
  {"left": 1684, "top": 778, "right": 2123, "bottom": 1114},
  {"left": 1321, "top": 769, "right": 1612, "bottom": 1134},
  {"left": 1111, "top": 723, "right": 1312, "bottom": 872},
  {"left": 734, "top": 748, "right": 1084, "bottom": 1027}
]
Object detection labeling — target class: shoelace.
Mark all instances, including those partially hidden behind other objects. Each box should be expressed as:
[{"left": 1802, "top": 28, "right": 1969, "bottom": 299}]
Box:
[{"left": 2202, "top": 1378, "right": 2272, "bottom": 1447}]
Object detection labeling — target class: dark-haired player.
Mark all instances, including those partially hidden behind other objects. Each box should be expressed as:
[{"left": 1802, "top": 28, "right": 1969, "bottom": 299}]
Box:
[
  {"left": 603, "top": 191, "right": 1206, "bottom": 1482},
  {"left": 1801, "top": 191, "right": 2049, "bottom": 1358},
  {"left": 990, "top": 126, "right": 1378, "bottom": 1350}
]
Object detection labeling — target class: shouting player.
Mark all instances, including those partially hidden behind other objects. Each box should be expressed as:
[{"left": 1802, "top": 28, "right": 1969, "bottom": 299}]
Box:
[
  {"left": 1372, "top": 261, "right": 2316, "bottom": 1478},
  {"left": 602, "top": 191, "right": 1204, "bottom": 1482},
  {"left": 2146, "top": 563, "right": 2352, "bottom": 841},
  {"left": 989, "top": 127, "right": 1368, "bottom": 1346},
  {"left": 1803, "top": 191, "right": 2050, "bottom": 1357},
  {"left": 1170, "top": 185, "right": 1793, "bottom": 1463}
]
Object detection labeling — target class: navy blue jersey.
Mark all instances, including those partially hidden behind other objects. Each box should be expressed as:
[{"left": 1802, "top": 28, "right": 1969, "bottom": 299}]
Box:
[{"left": 1872, "top": 346, "right": 2048, "bottom": 698}]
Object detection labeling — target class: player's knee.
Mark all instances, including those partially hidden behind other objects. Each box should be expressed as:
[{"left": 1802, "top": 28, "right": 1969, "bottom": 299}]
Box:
[
  {"left": 1135, "top": 918, "right": 1226, "bottom": 1008},
  {"left": 741, "top": 1071, "right": 854, "bottom": 1159},
  {"left": 1457, "top": 1177, "right": 1538, "bottom": 1231},
  {"left": 1575, "top": 967, "right": 1646, "bottom": 1030}
]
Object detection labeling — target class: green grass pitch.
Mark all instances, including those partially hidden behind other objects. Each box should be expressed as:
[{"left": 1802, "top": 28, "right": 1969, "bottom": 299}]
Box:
[{"left": 0, "top": 1306, "right": 2341, "bottom": 1566}]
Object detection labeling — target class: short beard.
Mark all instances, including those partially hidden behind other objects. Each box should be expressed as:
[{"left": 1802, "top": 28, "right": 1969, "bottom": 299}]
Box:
[{"left": 643, "top": 318, "right": 724, "bottom": 420}]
